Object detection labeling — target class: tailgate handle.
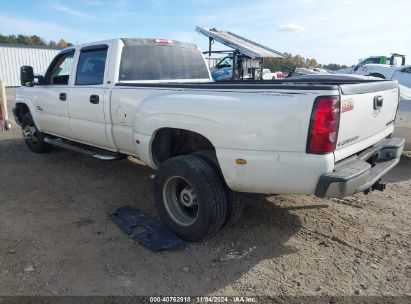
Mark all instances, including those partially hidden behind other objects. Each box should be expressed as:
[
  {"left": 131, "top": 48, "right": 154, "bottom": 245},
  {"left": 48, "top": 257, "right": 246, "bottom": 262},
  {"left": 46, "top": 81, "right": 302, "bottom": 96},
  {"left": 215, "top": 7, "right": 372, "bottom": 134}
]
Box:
[{"left": 374, "top": 95, "right": 383, "bottom": 110}]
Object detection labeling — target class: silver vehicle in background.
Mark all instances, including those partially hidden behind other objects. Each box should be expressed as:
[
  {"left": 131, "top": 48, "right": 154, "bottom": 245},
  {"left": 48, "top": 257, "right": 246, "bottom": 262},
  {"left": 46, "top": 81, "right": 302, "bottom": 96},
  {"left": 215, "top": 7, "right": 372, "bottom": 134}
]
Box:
[{"left": 395, "top": 85, "right": 411, "bottom": 150}]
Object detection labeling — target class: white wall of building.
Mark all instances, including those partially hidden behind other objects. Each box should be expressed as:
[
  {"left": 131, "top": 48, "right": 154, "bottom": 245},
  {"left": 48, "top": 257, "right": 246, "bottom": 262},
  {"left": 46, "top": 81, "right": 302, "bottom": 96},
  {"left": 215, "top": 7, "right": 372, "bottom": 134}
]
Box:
[{"left": 0, "top": 44, "right": 59, "bottom": 87}]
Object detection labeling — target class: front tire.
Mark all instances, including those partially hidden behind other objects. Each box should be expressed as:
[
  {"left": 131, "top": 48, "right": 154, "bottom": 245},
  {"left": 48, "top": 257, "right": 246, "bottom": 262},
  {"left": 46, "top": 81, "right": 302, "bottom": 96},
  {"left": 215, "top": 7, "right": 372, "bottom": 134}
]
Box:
[
  {"left": 21, "top": 112, "right": 51, "bottom": 153},
  {"left": 154, "top": 155, "right": 227, "bottom": 241}
]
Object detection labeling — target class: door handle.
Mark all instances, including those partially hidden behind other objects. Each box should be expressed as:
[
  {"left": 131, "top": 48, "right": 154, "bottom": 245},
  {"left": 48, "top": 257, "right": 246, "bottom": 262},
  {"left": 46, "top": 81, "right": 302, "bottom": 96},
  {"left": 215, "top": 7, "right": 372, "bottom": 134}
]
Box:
[
  {"left": 59, "top": 93, "right": 66, "bottom": 101},
  {"left": 90, "top": 95, "right": 99, "bottom": 104}
]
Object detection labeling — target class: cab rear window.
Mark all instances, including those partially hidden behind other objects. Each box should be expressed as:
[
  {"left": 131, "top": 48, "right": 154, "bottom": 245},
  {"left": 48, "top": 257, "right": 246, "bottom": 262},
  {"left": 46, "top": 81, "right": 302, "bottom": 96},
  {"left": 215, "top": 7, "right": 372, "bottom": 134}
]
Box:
[{"left": 119, "top": 45, "right": 209, "bottom": 81}]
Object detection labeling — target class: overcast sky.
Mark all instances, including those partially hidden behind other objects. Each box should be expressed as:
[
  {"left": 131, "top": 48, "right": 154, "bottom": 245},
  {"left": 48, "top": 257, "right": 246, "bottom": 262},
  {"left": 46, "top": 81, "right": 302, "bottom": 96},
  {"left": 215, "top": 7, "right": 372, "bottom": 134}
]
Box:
[{"left": 0, "top": 0, "right": 409, "bottom": 65}]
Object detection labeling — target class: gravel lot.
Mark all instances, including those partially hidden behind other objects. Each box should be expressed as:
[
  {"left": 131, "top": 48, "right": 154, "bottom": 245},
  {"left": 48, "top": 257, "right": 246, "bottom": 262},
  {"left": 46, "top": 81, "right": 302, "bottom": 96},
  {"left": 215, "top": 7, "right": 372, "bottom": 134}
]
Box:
[{"left": 0, "top": 91, "right": 410, "bottom": 297}]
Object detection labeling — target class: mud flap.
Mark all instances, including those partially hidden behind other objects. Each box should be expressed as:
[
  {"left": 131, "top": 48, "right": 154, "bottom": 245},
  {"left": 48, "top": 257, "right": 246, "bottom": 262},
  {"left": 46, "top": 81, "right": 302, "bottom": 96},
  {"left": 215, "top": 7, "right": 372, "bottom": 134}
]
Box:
[{"left": 111, "top": 206, "right": 186, "bottom": 251}]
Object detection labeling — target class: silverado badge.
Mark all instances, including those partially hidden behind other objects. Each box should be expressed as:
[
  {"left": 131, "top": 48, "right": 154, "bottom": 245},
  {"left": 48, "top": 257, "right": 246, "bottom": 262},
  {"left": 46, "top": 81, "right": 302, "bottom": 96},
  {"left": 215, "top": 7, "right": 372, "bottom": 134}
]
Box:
[{"left": 341, "top": 98, "right": 354, "bottom": 113}]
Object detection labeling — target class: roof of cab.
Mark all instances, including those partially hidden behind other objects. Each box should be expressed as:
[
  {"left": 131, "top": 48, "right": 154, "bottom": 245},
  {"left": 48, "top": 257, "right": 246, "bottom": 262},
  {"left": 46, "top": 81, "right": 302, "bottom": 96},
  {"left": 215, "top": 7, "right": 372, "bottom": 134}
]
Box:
[{"left": 59, "top": 37, "right": 200, "bottom": 54}]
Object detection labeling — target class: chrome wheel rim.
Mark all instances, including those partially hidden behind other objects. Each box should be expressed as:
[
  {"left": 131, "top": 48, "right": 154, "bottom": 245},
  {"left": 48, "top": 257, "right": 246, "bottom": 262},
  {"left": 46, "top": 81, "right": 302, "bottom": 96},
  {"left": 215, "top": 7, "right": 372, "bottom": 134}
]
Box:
[
  {"left": 163, "top": 176, "right": 199, "bottom": 226},
  {"left": 22, "top": 125, "right": 38, "bottom": 143}
]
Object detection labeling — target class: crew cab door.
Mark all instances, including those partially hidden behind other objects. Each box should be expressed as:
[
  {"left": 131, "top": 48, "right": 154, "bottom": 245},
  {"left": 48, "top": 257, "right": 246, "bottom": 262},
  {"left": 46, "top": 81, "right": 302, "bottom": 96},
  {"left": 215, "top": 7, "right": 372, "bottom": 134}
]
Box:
[
  {"left": 68, "top": 44, "right": 111, "bottom": 149},
  {"left": 35, "top": 49, "right": 74, "bottom": 138}
]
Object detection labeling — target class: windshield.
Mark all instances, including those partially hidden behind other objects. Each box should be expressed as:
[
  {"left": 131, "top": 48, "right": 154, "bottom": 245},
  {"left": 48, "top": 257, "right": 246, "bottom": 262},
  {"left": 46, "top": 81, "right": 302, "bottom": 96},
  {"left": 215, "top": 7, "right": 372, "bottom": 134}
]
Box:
[
  {"left": 218, "top": 56, "right": 232, "bottom": 67},
  {"left": 119, "top": 45, "right": 210, "bottom": 81}
]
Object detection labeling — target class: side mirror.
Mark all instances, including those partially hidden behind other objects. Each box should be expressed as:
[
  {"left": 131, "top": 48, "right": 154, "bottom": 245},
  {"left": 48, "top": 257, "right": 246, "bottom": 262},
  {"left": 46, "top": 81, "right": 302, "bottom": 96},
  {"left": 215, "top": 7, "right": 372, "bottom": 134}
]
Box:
[{"left": 20, "top": 66, "right": 34, "bottom": 86}]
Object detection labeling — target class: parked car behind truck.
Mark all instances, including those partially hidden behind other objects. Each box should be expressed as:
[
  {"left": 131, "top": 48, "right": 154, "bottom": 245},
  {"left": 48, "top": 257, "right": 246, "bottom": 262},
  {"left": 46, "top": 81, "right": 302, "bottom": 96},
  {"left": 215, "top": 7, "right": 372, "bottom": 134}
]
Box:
[
  {"left": 335, "top": 54, "right": 406, "bottom": 75},
  {"left": 357, "top": 64, "right": 411, "bottom": 87},
  {"left": 395, "top": 98, "right": 411, "bottom": 151},
  {"left": 14, "top": 38, "right": 404, "bottom": 241}
]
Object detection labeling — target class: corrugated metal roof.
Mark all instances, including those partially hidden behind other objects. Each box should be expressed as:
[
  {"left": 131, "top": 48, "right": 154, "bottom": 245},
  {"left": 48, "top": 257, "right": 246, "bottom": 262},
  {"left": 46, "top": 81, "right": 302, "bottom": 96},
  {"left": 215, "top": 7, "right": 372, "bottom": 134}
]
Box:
[
  {"left": 196, "top": 26, "right": 285, "bottom": 59},
  {"left": 0, "top": 45, "right": 60, "bottom": 87}
]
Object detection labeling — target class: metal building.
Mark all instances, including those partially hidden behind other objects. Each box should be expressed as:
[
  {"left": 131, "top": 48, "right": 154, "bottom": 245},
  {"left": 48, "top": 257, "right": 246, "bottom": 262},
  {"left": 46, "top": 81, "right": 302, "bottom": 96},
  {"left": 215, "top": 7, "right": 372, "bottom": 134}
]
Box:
[{"left": 0, "top": 44, "right": 60, "bottom": 87}]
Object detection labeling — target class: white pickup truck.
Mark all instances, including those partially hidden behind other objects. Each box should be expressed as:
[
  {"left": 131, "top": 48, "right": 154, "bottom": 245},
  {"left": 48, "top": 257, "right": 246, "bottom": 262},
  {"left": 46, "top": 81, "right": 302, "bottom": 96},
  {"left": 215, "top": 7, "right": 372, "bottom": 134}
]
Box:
[
  {"left": 14, "top": 38, "right": 404, "bottom": 241},
  {"left": 356, "top": 64, "right": 411, "bottom": 86}
]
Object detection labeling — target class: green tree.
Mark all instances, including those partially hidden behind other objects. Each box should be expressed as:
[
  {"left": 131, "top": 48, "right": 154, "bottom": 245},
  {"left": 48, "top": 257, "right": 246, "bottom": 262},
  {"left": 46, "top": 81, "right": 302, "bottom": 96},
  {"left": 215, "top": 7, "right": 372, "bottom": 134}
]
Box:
[
  {"left": 0, "top": 33, "right": 71, "bottom": 47},
  {"left": 16, "top": 34, "right": 29, "bottom": 44},
  {"left": 30, "top": 35, "right": 45, "bottom": 45},
  {"left": 58, "top": 38, "right": 68, "bottom": 48},
  {"left": 263, "top": 53, "right": 349, "bottom": 72},
  {"left": 48, "top": 40, "right": 57, "bottom": 47},
  {"left": 321, "top": 63, "right": 349, "bottom": 71},
  {"left": 307, "top": 58, "right": 319, "bottom": 68}
]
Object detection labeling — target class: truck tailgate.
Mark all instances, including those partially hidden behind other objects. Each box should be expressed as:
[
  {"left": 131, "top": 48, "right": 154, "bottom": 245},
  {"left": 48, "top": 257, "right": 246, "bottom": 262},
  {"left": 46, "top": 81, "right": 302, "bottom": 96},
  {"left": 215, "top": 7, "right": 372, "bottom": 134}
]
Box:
[{"left": 335, "top": 81, "right": 399, "bottom": 161}]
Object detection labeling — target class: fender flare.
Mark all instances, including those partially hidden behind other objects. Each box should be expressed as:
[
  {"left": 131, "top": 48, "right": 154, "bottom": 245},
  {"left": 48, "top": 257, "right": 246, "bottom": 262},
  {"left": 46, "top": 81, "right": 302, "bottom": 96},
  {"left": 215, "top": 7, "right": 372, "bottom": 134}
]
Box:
[{"left": 13, "top": 100, "right": 41, "bottom": 130}]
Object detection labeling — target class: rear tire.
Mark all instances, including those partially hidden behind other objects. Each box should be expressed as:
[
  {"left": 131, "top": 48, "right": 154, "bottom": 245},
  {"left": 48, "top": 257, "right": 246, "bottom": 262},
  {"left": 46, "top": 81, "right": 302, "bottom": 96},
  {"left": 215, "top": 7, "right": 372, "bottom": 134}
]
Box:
[
  {"left": 154, "top": 155, "right": 227, "bottom": 241},
  {"left": 193, "top": 150, "right": 245, "bottom": 227},
  {"left": 21, "top": 112, "right": 51, "bottom": 153}
]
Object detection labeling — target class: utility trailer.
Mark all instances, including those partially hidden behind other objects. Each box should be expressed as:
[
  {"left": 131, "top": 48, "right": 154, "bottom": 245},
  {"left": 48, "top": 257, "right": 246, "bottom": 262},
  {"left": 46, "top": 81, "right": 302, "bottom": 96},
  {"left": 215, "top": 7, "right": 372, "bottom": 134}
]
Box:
[{"left": 196, "top": 27, "right": 285, "bottom": 81}]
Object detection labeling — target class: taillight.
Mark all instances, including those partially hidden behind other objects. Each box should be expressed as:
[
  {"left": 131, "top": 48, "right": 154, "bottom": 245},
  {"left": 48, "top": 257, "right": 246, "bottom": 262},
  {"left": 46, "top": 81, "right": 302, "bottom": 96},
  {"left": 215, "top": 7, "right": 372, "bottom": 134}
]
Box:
[{"left": 307, "top": 96, "right": 340, "bottom": 154}]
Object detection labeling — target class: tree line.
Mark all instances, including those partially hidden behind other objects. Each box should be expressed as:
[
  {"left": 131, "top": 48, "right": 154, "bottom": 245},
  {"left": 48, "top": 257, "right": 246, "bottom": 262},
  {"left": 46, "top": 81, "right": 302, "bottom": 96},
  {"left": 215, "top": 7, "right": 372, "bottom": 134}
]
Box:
[
  {"left": 263, "top": 53, "right": 349, "bottom": 71},
  {"left": 0, "top": 34, "right": 73, "bottom": 48}
]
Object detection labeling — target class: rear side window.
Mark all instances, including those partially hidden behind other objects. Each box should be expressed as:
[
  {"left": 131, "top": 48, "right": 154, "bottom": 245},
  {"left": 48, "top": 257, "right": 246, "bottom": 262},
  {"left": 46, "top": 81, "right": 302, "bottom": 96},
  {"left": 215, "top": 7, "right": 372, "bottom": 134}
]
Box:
[
  {"left": 119, "top": 45, "right": 209, "bottom": 81},
  {"left": 75, "top": 46, "right": 108, "bottom": 85}
]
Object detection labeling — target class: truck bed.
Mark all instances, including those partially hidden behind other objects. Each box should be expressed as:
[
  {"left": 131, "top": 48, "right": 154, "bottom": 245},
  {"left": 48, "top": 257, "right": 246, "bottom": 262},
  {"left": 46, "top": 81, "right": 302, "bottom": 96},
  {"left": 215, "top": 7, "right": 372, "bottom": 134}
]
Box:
[
  {"left": 114, "top": 76, "right": 399, "bottom": 164},
  {"left": 116, "top": 76, "right": 397, "bottom": 94}
]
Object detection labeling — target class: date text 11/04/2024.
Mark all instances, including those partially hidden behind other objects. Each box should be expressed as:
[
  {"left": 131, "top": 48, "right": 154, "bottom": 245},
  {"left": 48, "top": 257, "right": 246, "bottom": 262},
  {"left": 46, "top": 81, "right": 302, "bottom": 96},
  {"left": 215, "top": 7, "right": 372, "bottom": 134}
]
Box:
[{"left": 149, "top": 296, "right": 257, "bottom": 303}]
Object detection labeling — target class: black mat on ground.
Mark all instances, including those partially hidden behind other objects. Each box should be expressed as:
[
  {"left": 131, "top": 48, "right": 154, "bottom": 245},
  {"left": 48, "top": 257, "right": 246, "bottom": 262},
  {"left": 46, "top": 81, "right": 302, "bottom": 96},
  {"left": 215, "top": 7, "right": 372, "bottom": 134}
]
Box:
[{"left": 111, "top": 205, "right": 186, "bottom": 251}]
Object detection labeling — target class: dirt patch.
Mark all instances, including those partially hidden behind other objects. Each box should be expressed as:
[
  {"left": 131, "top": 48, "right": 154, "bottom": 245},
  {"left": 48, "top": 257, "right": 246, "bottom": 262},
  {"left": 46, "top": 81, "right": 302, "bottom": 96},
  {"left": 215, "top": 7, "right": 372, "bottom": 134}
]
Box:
[{"left": 0, "top": 118, "right": 410, "bottom": 296}]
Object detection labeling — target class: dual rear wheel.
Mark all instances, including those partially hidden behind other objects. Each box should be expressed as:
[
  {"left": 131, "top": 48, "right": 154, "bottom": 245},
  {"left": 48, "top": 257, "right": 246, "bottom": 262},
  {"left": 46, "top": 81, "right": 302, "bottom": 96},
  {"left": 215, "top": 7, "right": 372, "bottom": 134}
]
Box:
[
  {"left": 20, "top": 112, "right": 243, "bottom": 241},
  {"left": 154, "top": 152, "right": 245, "bottom": 241}
]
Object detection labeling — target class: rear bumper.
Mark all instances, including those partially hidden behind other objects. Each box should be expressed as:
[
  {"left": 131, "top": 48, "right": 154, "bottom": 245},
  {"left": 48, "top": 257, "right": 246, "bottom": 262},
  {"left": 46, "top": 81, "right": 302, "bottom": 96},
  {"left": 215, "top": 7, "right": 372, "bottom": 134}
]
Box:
[{"left": 315, "top": 137, "right": 405, "bottom": 198}]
